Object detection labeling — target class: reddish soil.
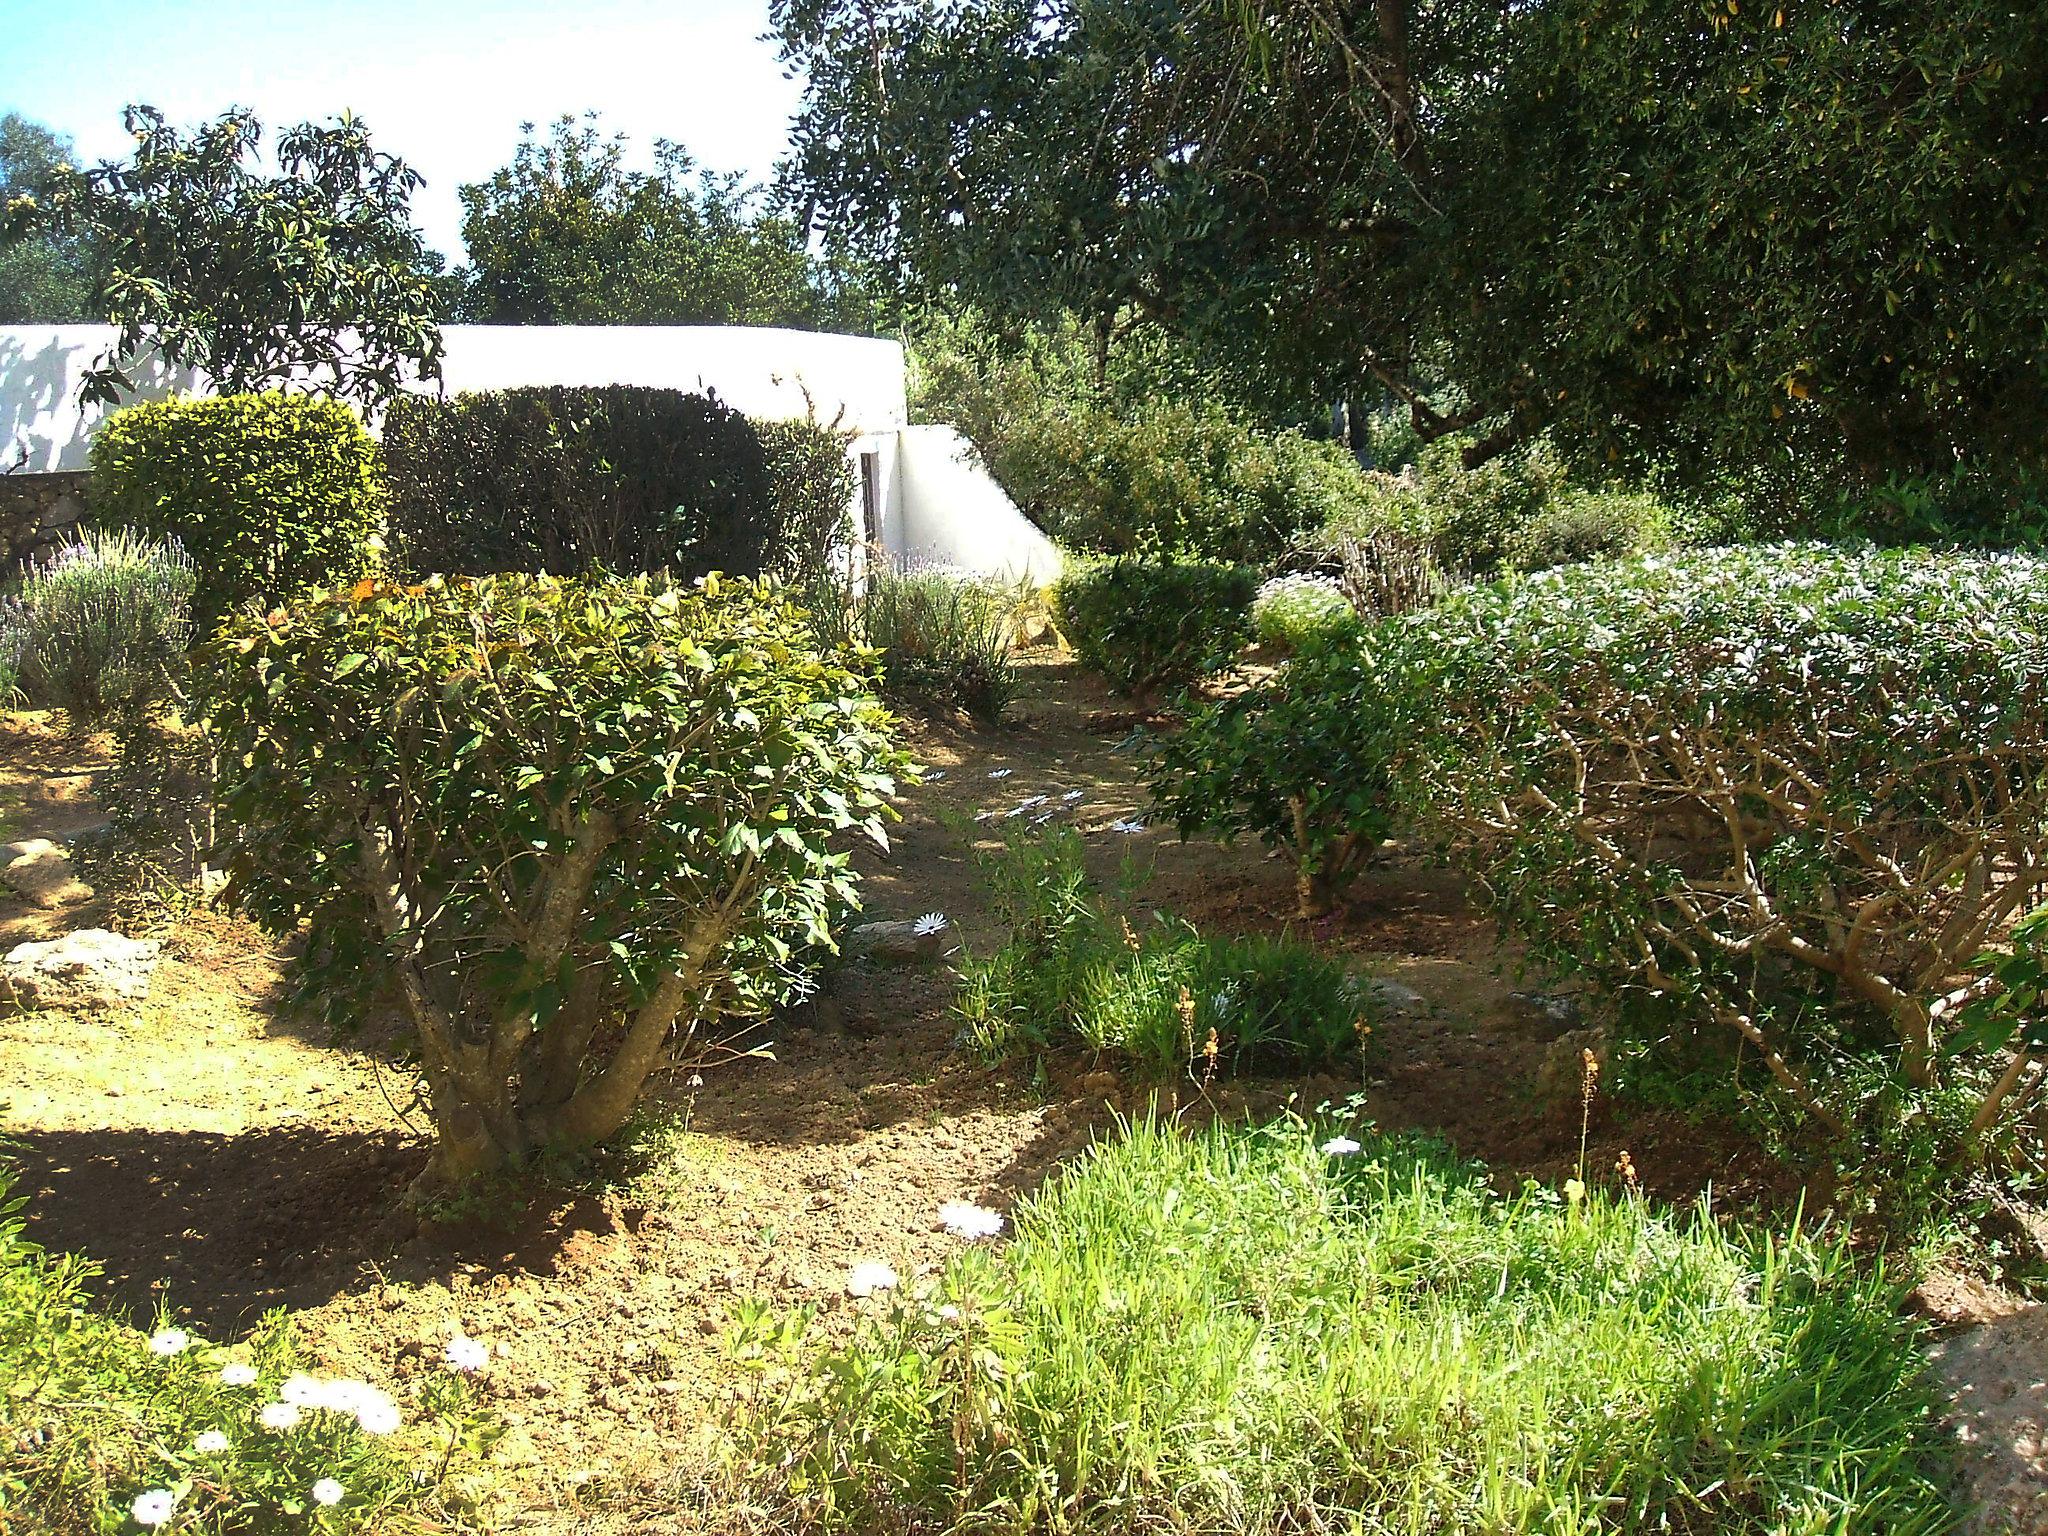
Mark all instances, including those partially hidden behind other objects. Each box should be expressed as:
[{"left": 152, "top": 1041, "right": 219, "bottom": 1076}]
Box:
[{"left": 0, "top": 659, "right": 1990, "bottom": 1531}]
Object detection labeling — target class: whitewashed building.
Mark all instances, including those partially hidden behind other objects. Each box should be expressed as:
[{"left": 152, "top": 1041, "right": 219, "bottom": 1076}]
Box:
[{"left": 0, "top": 323, "right": 1061, "bottom": 582}]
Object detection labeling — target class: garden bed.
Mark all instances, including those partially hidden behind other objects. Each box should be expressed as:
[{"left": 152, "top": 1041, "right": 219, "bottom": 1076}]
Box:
[{"left": 0, "top": 655, "right": 2005, "bottom": 1530}]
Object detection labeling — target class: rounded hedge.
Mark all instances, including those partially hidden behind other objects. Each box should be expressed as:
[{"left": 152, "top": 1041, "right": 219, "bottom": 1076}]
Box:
[
  {"left": 1052, "top": 557, "right": 1258, "bottom": 697},
  {"left": 88, "top": 392, "right": 384, "bottom": 631}
]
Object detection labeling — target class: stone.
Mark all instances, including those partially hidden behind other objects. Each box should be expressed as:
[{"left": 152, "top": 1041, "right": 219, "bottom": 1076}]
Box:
[
  {"left": 1534, "top": 1025, "right": 1611, "bottom": 1105},
  {"left": 1511, "top": 989, "right": 1584, "bottom": 1027},
  {"left": 0, "top": 838, "right": 93, "bottom": 908},
  {"left": 844, "top": 918, "right": 951, "bottom": 966},
  {"left": 0, "top": 928, "right": 160, "bottom": 1014},
  {"left": 1363, "top": 977, "right": 1427, "bottom": 1015}
]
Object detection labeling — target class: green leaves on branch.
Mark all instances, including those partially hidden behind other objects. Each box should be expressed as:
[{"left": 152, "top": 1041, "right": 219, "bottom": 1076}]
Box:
[{"left": 203, "top": 572, "right": 907, "bottom": 1188}]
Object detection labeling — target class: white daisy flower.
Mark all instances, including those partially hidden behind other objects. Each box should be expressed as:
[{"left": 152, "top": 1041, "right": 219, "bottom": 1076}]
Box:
[
  {"left": 259, "top": 1401, "right": 302, "bottom": 1431},
  {"left": 912, "top": 912, "right": 948, "bottom": 937},
  {"left": 923, "top": 770, "right": 947, "bottom": 782},
  {"left": 194, "top": 1430, "right": 230, "bottom": 1454},
  {"left": 1004, "top": 806, "right": 1026, "bottom": 818},
  {"left": 973, "top": 809, "right": 996, "bottom": 822},
  {"left": 938, "top": 1201, "right": 1006, "bottom": 1240},
  {"left": 1016, "top": 795, "right": 1048, "bottom": 810},
  {"left": 1108, "top": 818, "right": 1147, "bottom": 835},
  {"left": 1061, "top": 790, "right": 1085, "bottom": 802},
  {"left": 280, "top": 1372, "right": 326, "bottom": 1407},
  {"left": 147, "top": 1327, "right": 191, "bottom": 1356},
  {"left": 445, "top": 1333, "right": 489, "bottom": 1375},
  {"left": 846, "top": 1260, "right": 899, "bottom": 1296},
  {"left": 1032, "top": 812, "right": 1055, "bottom": 826},
  {"left": 986, "top": 767, "right": 1013, "bottom": 779},
  {"left": 936, "top": 1303, "right": 962, "bottom": 1321},
  {"left": 311, "top": 1477, "right": 345, "bottom": 1507},
  {"left": 1320, "top": 1136, "right": 1363, "bottom": 1156},
  {"left": 130, "top": 1489, "right": 176, "bottom": 1527},
  {"left": 354, "top": 1395, "right": 403, "bottom": 1436},
  {"left": 218, "top": 1362, "right": 258, "bottom": 1387}
]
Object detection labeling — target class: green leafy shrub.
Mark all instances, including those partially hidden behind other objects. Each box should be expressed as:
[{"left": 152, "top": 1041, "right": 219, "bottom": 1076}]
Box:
[
  {"left": 1503, "top": 488, "right": 1670, "bottom": 571},
  {"left": 859, "top": 562, "right": 1019, "bottom": 727},
  {"left": 88, "top": 393, "right": 384, "bottom": 629},
  {"left": 1390, "top": 544, "right": 2048, "bottom": 1150},
  {"left": 954, "top": 826, "right": 1374, "bottom": 1075},
  {"left": 1146, "top": 644, "right": 1395, "bottom": 918},
  {"left": 1248, "top": 572, "right": 1358, "bottom": 654},
  {"left": 14, "top": 529, "right": 195, "bottom": 723},
  {"left": 1051, "top": 558, "right": 1256, "bottom": 697},
  {"left": 736, "top": 1117, "right": 1953, "bottom": 1535},
  {"left": 0, "top": 1163, "right": 487, "bottom": 1531},
  {"left": 204, "top": 572, "right": 906, "bottom": 1191},
  {"left": 380, "top": 385, "right": 851, "bottom": 583}
]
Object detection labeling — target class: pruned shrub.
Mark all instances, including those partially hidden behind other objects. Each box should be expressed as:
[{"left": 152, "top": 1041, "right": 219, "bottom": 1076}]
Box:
[
  {"left": 1052, "top": 558, "right": 1257, "bottom": 697},
  {"left": 1146, "top": 644, "right": 1395, "bottom": 918},
  {"left": 954, "top": 826, "right": 1376, "bottom": 1075},
  {"left": 1390, "top": 544, "right": 2048, "bottom": 1146},
  {"left": 203, "top": 572, "right": 906, "bottom": 1191},
  {"left": 859, "top": 562, "right": 1020, "bottom": 726},
  {"left": 1503, "top": 488, "right": 1669, "bottom": 571},
  {"left": 14, "top": 529, "right": 195, "bottom": 724},
  {"left": 88, "top": 393, "right": 383, "bottom": 628},
  {"left": 380, "top": 385, "right": 851, "bottom": 583},
  {"left": 1249, "top": 572, "right": 1358, "bottom": 654},
  {"left": 1333, "top": 525, "right": 1456, "bottom": 618}
]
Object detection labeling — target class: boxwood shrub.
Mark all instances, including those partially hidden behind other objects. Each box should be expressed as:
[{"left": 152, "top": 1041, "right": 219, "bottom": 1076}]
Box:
[
  {"left": 1052, "top": 557, "right": 1257, "bottom": 697},
  {"left": 203, "top": 571, "right": 906, "bottom": 1191},
  {"left": 88, "top": 392, "right": 384, "bottom": 630},
  {"left": 1386, "top": 543, "right": 2048, "bottom": 1149}
]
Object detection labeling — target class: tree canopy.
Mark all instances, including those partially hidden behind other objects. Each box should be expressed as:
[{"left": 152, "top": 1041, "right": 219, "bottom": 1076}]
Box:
[
  {"left": 773, "top": 0, "right": 2048, "bottom": 496},
  {"left": 453, "top": 114, "right": 871, "bottom": 331},
  {"left": 0, "top": 113, "right": 99, "bottom": 325},
  {"left": 3, "top": 105, "right": 444, "bottom": 409}
]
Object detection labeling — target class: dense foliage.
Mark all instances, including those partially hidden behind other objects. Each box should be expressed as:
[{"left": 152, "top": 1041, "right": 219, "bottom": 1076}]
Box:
[
  {"left": 204, "top": 573, "right": 905, "bottom": 1188},
  {"left": 911, "top": 311, "right": 1367, "bottom": 563},
  {"left": 1146, "top": 644, "right": 1393, "bottom": 919},
  {"left": 0, "top": 1165, "right": 485, "bottom": 1531},
  {"left": 1388, "top": 545, "right": 2048, "bottom": 1148},
  {"left": 776, "top": 0, "right": 2048, "bottom": 515},
  {"left": 955, "top": 827, "right": 1375, "bottom": 1075},
  {"left": 89, "top": 393, "right": 385, "bottom": 629},
  {"left": 13, "top": 529, "right": 195, "bottom": 723},
  {"left": 0, "top": 113, "right": 98, "bottom": 324},
  {"left": 453, "top": 114, "right": 867, "bottom": 330},
  {"left": 739, "top": 1118, "right": 1953, "bottom": 1534},
  {"left": 380, "top": 386, "right": 851, "bottom": 584},
  {"left": 4, "top": 105, "right": 442, "bottom": 410},
  {"left": 1051, "top": 558, "right": 1256, "bottom": 697}
]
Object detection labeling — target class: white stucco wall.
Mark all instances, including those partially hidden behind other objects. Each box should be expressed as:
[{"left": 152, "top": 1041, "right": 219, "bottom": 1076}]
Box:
[
  {"left": 0, "top": 324, "right": 1054, "bottom": 585},
  {"left": 0, "top": 324, "right": 907, "bottom": 473},
  {"left": 890, "top": 424, "right": 1063, "bottom": 583}
]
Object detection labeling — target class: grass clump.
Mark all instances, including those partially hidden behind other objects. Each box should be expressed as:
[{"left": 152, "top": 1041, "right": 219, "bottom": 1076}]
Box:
[
  {"left": 734, "top": 1116, "right": 1957, "bottom": 1535},
  {"left": 861, "top": 561, "right": 1021, "bottom": 727},
  {"left": 13, "top": 528, "right": 196, "bottom": 724},
  {"left": 0, "top": 1164, "right": 490, "bottom": 1532},
  {"left": 954, "top": 826, "right": 1374, "bottom": 1076}
]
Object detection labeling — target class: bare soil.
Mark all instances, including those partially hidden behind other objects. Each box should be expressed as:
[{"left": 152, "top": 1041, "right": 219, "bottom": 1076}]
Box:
[{"left": 0, "top": 659, "right": 2023, "bottom": 1531}]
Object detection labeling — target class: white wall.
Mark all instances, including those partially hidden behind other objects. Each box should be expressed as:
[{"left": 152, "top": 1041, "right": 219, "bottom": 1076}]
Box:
[
  {"left": 0, "top": 324, "right": 907, "bottom": 473},
  {"left": 891, "top": 424, "right": 1063, "bottom": 583},
  {"left": 0, "top": 325, "right": 1057, "bottom": 586}
]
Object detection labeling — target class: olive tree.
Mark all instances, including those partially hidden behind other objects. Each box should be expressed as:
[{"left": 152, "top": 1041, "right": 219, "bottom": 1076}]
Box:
[{"left": 204, "top": 573, "right": 906, "bottom": 1191}]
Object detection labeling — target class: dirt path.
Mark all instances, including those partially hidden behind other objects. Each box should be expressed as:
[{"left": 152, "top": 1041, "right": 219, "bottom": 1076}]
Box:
[{"left": 0, "top": 662, "right": 2006, "bottom": 1530}]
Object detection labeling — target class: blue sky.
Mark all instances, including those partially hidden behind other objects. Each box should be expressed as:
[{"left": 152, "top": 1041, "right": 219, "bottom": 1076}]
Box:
[{"left": 0, "top": 0, "right": 805, "bottom": 259}]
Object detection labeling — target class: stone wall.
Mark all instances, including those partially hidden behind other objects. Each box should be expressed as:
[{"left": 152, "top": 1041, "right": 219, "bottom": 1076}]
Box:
[{"left": 0, "top": 472, "right": 91, "bottom": 568}]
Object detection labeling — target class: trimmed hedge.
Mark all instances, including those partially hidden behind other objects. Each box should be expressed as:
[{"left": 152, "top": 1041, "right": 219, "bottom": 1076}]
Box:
[
  {"left": 1386, "top": 544, "right": 2048, "bottom": 1144},
  {"left": 379, "top": 385, "right": 852, "bottom": 583},
  {"left": 1052, "top": 557, "right": 1257, "bottom": 697},
  {"left": 88, "top": 392, "right": 384, "bottom": 629}
]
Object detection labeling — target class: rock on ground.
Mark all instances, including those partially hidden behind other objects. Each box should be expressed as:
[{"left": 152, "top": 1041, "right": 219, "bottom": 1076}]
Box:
[
  {"left": 0, "top": 837, "right": 93, "bottom": 908},
  {"left": 0, "top": 928, "right": 160, "bottom": 1014}
]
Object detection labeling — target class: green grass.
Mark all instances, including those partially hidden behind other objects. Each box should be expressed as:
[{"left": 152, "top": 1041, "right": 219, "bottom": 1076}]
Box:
[{"left": 734, "top": 1117, "right": 1958, "bottom": 1534}]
